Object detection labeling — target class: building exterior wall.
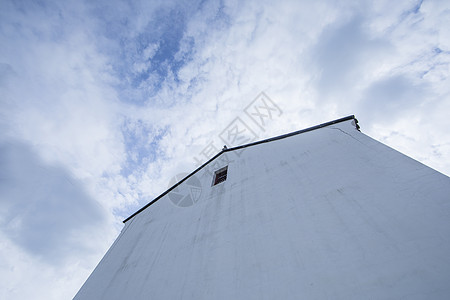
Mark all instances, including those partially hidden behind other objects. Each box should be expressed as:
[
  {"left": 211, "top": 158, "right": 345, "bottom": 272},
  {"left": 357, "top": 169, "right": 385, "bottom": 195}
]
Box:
[{"left": 75, "top": 119, "right": 450, "bottom": 299}]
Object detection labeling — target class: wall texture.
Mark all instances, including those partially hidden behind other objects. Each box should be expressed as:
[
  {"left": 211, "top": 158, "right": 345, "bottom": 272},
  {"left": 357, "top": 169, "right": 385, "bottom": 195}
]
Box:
[{"left": 75, "top": 119, "right": 450, "bottom": 299}]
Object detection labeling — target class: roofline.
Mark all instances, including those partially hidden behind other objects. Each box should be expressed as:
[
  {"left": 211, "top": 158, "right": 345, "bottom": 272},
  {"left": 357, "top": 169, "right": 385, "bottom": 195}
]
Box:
[{"left": 123, "top": 115, "right": 358, "bottom": 223}]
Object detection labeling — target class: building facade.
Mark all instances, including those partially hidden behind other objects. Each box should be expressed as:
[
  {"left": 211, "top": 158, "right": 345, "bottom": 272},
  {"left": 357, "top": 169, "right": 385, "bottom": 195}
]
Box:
[{"left": 75, "top": 116, "right": 450, "bottom": 299}]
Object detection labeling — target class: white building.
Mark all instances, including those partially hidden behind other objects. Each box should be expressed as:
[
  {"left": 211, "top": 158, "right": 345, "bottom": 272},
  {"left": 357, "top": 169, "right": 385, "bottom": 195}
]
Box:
[{"left": 75, "top": 116, "right": 450, "bottom": 299}]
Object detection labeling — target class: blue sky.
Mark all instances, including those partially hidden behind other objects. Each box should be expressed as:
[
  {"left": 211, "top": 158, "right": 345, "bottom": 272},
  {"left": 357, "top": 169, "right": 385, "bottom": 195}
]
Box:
[{"left": 1, "top": 0, "right": 449, "bottom": 298}]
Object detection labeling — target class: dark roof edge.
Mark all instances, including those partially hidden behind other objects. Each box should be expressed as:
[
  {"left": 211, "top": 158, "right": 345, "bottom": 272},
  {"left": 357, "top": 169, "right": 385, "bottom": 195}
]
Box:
[
  {"left": 223, "top": 115, "right": 358, "bottom": 153},
  {"left": 123, "top": 115, "right": 358, "bottom": 223}
]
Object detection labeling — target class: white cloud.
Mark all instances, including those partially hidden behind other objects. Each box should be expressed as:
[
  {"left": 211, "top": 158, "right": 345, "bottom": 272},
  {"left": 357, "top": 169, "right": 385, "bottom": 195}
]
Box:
[{"left": 0, "top": 140, "right": 114, "bottom": 299}]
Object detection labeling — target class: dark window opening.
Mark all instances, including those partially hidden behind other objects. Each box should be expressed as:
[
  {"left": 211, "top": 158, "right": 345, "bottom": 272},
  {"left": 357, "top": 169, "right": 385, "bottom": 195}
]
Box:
[{"left": 213, "top": 166, "right": 228, "bottom": 186}]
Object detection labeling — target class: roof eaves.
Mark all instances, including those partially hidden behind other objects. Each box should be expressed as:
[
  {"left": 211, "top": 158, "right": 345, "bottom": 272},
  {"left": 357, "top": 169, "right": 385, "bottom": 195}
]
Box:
[
  {"left": 223, "top": 115, "right": 358, "bottom": 153},
  {"left": 123, "top": 115, "right": 358, "bottom": 223}
]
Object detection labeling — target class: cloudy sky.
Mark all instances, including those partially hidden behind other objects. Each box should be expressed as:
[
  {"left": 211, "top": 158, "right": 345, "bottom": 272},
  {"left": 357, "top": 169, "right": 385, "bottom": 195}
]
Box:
[{"left": 1, "top": 0, "right": 449, "bottom": 298}]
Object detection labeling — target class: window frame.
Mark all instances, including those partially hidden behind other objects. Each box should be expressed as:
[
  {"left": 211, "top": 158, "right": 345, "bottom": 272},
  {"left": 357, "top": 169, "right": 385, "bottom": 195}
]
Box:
[{"left": 212, "top": 166, "right": 228, "bottom": 186}]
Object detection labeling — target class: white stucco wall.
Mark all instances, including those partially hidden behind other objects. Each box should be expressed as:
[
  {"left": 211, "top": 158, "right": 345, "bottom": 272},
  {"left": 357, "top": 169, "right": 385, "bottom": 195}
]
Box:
[{"left": 75, "top": 119, "right": 450, "bottom": 299}]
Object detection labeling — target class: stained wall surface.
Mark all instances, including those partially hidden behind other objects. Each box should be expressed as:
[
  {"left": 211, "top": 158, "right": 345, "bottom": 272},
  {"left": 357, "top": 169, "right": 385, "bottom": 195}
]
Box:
[{"left": 75, "top": 119, "right": 450, "bottom": 299}]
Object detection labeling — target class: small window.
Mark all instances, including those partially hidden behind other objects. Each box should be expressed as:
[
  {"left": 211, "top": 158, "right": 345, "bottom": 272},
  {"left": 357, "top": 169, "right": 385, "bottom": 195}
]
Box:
[{"left": 213, "top": 166, "right": 228, "bottom": 186}]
